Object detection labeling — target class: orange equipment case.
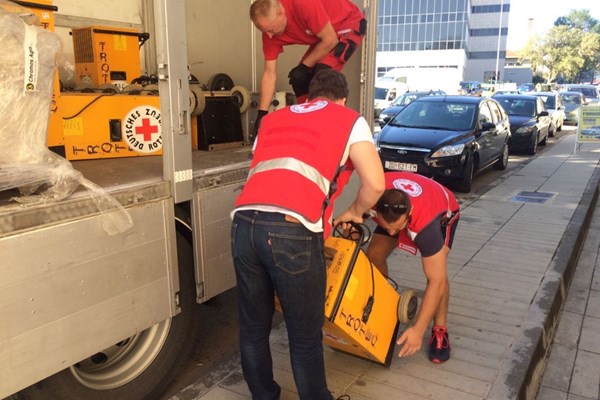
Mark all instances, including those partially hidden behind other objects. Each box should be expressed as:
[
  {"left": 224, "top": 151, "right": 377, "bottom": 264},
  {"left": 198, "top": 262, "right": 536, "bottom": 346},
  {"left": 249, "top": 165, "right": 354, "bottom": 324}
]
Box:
[
  {"left": 322, "top": 235, "right": 401, "bottom": 366},
  {"left": 276, "top": 225, "right": 417, "bottom": 367}
]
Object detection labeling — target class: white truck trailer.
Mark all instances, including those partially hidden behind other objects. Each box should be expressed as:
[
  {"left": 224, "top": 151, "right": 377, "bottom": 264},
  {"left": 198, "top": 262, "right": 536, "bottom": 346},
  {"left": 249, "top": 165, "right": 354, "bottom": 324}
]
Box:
[{"left": 0, "top": 1, "right": 378, "bottom": 399}]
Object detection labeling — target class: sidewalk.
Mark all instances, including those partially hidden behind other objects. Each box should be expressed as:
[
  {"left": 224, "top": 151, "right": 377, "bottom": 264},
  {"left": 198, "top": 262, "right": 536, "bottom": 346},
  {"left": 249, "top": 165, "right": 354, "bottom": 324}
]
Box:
[
  {"left": 535, "top": 184, "right": 600, "bottom": 399},
  {"left": 171, "top": 133, "right": 600, "bottom": 400}
]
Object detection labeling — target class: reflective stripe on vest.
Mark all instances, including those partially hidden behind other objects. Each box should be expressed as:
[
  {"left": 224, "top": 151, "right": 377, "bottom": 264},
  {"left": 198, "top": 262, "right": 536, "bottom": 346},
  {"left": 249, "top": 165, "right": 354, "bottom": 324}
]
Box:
[{"left": 249, "top": 157, "right": 330, "bottom": 196}]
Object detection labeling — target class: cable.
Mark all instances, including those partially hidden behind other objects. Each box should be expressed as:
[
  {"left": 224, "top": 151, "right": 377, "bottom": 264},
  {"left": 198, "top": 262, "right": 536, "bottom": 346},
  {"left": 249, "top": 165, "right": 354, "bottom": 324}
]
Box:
[{"left": 62, "top": 93, "right": 115, "bottom": 120}]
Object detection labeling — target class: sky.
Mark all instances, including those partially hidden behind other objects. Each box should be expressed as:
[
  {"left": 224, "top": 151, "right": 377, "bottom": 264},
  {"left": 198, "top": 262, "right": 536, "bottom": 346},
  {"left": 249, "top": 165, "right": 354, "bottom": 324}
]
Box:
[{"left": 506, "top": 0, "right": 600, "bottom": 50}]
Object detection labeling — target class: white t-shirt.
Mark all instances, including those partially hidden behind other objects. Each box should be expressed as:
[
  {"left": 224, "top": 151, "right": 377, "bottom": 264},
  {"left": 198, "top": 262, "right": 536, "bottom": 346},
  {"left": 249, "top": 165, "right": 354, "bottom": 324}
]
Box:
[{"left": 232, "top": 116, "right": 374, "bottom": 232}]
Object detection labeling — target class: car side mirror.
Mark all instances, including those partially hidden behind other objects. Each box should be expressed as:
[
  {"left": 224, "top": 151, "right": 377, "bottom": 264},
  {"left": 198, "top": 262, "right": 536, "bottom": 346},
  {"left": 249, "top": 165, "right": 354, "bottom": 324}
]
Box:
[
  {"left": 539, "top": 111, "right": 549, "bottom": 117},
  {"left": 481, "top": 122, "right": 496, "bottom": 131}
]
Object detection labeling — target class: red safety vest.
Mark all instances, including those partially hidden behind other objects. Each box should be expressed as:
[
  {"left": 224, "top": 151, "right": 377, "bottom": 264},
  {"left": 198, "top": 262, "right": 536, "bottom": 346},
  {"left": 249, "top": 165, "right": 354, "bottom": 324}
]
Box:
[{"left": 235, "top": 99, "right": 359, "bottom": 236}]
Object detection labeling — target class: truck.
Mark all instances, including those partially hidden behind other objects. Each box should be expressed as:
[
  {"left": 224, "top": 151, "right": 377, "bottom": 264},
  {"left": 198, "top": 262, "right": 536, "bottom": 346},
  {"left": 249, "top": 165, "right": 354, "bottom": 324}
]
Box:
[{"left": 0, "top": 0, "right": 378, "bottom": 399}]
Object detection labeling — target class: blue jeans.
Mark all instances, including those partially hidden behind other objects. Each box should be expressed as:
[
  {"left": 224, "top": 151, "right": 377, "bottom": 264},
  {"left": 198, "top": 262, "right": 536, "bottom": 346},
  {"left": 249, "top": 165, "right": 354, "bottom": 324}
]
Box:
[{"left": 231, "top": 210, "right": 333, "bottom": 400}]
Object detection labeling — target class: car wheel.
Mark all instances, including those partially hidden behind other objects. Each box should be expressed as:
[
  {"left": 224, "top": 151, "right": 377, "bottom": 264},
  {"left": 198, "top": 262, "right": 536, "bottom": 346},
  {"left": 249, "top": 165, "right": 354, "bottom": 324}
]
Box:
[
  {"left": 527, "top": 133, "right": 538, "bottom": 155},
  {"left": 557, "top": 119, "right": 563, "bottom": 132},
  {"left": 493, "top": 143, "right": 509, "bottom": 170},
  {"left": 457, "top": 155, "right": 474, "bottom": 193},
  {"left": 548, "top": 123, "right": 556, "bottom": 137},
  {"left": 540, "top": 130, "right": 548, "bottom": 146}
]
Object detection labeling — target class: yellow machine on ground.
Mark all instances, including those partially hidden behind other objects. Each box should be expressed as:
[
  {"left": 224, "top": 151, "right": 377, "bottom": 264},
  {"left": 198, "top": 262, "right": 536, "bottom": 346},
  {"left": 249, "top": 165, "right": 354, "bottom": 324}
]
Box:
[
  {"left": 276, "top": 224, "right": 417, "bottom": 366},
  {"left": 322, "top": 224, "right": 417, "bottom": 366}
]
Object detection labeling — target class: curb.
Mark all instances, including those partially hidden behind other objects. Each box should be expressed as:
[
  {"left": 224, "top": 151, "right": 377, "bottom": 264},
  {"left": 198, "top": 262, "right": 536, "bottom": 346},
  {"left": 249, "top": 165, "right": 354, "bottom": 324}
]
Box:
[{"left": 486, "top": 161, "right": 600, "bottom": 400}]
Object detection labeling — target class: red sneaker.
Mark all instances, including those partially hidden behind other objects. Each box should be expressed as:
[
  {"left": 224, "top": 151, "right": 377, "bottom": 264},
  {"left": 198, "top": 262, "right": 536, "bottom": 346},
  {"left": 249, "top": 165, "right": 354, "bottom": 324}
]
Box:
[{"left": 428, "top": 325, "right": 451, "bottom": 363}]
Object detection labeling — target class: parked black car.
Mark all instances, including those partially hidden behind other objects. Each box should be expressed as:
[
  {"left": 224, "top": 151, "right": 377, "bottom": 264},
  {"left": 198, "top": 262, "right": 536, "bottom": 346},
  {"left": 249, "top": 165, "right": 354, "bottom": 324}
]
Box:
[
  {"left": 492, "top": 94, "right": 551, "bottom": 155},
  {"left": 377, "top": 95, "right": 510, "bottom": 193},
  {"left": 378, "top": 90, "right": 446, "bottom": 128}
]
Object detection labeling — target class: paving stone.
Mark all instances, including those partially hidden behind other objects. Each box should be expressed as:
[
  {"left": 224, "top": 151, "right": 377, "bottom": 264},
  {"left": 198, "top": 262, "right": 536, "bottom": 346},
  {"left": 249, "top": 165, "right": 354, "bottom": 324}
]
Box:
[
  {"left": 535, "top": 385, "right": 568, "bottom": 400},
  {"left": 586, "top": 290, "right": 600, "bottom": 319},
  {"left": 578, "top": 316, "right": 600, "bottom": 354},
  {"left": 592, "top": 266, "right": 600, "bottom": 292},
  {"left": 564, "top": 286, "right": 590, "bottom": 315},
  {"left": 540, "top": 344, "right": 577, "bottom": 392},
  {"left": 569, "top": 350, "right": 600, "bottom": 399},
  {"left": 553, "top": 311, "right": 584, "bottom": 348}
]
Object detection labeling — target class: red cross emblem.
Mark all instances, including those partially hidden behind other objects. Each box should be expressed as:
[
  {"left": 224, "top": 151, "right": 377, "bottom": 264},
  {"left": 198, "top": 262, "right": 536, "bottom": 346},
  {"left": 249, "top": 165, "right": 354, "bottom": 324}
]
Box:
[{"left": 135, "top": 118, "right": 159, "bottom": 141}]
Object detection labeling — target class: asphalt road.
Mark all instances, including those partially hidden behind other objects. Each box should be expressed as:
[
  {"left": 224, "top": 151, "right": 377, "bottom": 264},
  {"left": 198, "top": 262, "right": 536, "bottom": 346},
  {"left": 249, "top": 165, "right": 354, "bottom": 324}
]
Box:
[{"left": 159, "top": 125, "right": 577, "bottom": 400}]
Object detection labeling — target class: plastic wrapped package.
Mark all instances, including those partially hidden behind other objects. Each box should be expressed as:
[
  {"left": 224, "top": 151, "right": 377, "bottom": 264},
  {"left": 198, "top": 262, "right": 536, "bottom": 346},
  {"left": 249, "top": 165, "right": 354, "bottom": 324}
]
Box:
[{"left": 0, "top": 2, "right": 132, "bottom": 235}]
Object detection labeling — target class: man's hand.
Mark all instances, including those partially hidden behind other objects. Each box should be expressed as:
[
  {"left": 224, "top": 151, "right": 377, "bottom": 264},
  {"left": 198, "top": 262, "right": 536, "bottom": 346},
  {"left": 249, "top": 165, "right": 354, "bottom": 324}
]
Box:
[
  {"left": 396, "top": 326, "right": 424, "bottom": 358},
  {"left": 288, "top": 63, "right": 312, "bottom": 93},
  {"left": 252, "top": 109, "right": 268, "bottom": 139}
]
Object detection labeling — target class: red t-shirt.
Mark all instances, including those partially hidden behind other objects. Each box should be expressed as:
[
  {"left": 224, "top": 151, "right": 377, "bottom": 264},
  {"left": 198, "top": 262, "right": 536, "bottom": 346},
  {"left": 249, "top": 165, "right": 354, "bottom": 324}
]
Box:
[
  {"left": 262, "top": 0, "right": 364, "bottom": 60},
  {"left": 375, "top": 172, "right": 460, "bottom": 256}
]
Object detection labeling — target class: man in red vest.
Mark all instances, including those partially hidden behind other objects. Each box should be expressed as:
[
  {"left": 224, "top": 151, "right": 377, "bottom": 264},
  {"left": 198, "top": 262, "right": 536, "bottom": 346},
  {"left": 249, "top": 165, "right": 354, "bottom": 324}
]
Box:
[
  {"left": 367, "top": 171, "right": 460, "bottom": 364},
  {"left": 249, "top": 0, "right": 367, "bottom": 137},
  {"left": 231, "top": 69, "right": 384, "bottom": 400}
]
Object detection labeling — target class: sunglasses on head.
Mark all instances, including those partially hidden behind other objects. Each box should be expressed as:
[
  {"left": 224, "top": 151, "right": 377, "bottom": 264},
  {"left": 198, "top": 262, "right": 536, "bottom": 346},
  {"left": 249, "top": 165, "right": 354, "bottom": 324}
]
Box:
[{"left": 376, "top": 201, "right": 409, "bottom": 214}]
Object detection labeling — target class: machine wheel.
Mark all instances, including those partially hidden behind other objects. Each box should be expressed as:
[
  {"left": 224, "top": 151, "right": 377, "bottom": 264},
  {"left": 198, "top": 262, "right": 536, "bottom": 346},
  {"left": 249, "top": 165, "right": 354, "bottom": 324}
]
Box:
[
  {"left": 17, "top": 232, "right": 199, "bottom": 400},
  {"left": 97, "top": 83, "right": 119, "bottom": 94},
  {"left": 398, "top": 289, "right": 418, "bottom": 324},
  {"left": 231, "top": 85, "right": 251, "bottom": 113},
  {"left": 493, "top": 143, "right": 509, "bottom": 170},
  {"left": 207, "top": 73, "right": 234, "bottom": 91},
  {"left": 190, "top": 85, "right": 206, "bottom": 115},
  {"left": 74, "top": 83, "right": 95, "bottom": 93},
  {"left": 122, "top": 84, "right": 144, "bottom": 95},
  {"left": 142, "top": 84, "right": 159, "bottom": 94}
]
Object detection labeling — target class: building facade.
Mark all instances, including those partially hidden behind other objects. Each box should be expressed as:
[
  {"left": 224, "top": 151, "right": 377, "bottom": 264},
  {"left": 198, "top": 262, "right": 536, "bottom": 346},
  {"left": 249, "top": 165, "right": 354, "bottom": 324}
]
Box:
[{"left": 376, "top": 0, "right": 510, "bottom": 90}]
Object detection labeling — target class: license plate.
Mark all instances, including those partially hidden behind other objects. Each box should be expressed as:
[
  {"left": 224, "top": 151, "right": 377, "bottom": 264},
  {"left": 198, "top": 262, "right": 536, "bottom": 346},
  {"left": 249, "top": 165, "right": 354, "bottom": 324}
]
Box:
[{"left": 385, "top": 161, "right": 418, "bottom": 172}]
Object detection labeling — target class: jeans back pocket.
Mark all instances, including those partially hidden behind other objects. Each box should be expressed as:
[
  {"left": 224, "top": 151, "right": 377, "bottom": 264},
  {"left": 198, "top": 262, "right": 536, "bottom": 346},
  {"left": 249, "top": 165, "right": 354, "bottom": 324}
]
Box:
[{"left": 269, "top": 232, "right": 312, "bottom": 275}]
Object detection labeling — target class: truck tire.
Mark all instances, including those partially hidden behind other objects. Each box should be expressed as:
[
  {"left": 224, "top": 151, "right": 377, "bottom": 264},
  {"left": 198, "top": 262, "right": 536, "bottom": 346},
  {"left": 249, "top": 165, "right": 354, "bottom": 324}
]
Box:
[{"left": 17, "top": 232, "right": 198, "bottom": 400}]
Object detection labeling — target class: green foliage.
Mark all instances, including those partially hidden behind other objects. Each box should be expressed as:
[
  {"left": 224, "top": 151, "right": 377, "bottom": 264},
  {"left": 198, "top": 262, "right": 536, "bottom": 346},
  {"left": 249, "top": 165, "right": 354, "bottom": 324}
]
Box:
[{"left": 519, "top": 9, "right": 600, "bottom": 83}]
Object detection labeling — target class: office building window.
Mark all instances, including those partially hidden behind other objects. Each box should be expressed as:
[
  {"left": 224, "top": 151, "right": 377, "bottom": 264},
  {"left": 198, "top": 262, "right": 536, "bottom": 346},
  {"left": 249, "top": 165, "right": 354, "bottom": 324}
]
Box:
[
  {"left": 377, "top": 0, "right": 469, "bottom": 52},
  {"left": 469, "top": 51, "right": 507, "bottom": 59},
  {"left": 471, "top": 4, "right": 510, "bottom": 14},
  {"left": 470, "top": 28, "right": 508, "bottom": 37}
]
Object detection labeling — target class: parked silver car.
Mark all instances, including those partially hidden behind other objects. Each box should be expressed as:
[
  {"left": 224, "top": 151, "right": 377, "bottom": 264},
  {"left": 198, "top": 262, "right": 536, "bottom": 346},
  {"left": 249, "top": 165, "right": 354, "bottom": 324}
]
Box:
[{"left": 532, "top": 92, "right": 565, "bottom": 135}]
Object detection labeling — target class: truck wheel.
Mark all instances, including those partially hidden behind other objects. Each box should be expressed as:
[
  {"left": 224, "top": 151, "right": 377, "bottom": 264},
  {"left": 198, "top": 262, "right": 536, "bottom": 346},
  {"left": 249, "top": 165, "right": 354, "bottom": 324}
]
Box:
[
  {"left": 17, "top": 232, "right": 198, "bottom": 400},
  {"left": 397, "top": 289, "right": 418, "bottom": 324}
]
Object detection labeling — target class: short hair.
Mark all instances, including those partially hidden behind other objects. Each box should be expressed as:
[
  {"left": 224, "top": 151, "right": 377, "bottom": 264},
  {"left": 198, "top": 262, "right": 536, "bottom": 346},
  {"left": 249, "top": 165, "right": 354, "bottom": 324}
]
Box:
[
  {"left": 375, "top": 189, "right": 411, "bottom": 223},
  {"left": 250, "top": 0, "right": 279, "bottom": 21},
  {"left": 308, "top": 69, "right": 349, "bottom": 101}
]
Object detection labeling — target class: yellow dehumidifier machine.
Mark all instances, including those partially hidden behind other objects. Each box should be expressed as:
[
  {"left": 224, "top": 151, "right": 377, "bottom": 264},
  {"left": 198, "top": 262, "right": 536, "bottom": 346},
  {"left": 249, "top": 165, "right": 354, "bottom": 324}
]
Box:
[{"left": 321, "top": 223, "right": 418, "bottom": 366}]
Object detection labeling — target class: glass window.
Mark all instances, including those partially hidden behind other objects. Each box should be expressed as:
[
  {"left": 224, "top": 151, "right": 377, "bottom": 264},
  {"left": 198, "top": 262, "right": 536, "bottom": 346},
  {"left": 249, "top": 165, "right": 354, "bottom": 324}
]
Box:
[
  {"left": 488, "top": 101, "right": 502, "bottom": 123},
  {"left": 478, "top": 102, "right": 493, "bottom": 125}
]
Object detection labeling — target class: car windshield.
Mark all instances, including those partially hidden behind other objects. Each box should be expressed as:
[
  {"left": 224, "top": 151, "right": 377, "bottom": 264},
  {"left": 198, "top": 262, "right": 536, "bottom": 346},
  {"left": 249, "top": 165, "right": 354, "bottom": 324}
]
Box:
[
  {"left": 389, "top": 101, "right": 476, "bottom": 131},
  {"left": 579, "top": 88, "right": 598, "bottom": 99},
  {"left": 374, "top": 87, "right": 390, "bottom": 100},
  {"left": 495, "top": 98, "right": 536, "bottom": 117},
  {"left": 562, "top": 94, "right": 581, "bottom": 105},
  {"left": 535, "top": 95, "right": 555, "bottom": 109},
  {"left": 519, "top": 83, "right": 534, "bottom": 92},
  {"left": 391, "top": 93, "right": 420, "bottom": 106}
]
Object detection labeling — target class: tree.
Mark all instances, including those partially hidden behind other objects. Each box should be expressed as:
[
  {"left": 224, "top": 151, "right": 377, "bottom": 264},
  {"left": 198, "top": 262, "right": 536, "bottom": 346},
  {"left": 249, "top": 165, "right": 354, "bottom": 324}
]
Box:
[
  {"left": 554, "top": 9, "right": 600, "bottom": 33},
  {"left": 554, "top": 9, "right": 600, "bottom": 82},
  {"left": 520, "top": 10, "right": 600, "bottom": 83}
]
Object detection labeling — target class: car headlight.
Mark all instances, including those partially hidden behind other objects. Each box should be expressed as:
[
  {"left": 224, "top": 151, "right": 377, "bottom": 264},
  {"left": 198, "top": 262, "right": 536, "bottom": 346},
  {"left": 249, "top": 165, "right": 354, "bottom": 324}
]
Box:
[
  {"left": 431, "top": 143, "right": 465, "bottom": 158},
  {"left": 516, "top": 126, "right": 534, "bottom": 134}
]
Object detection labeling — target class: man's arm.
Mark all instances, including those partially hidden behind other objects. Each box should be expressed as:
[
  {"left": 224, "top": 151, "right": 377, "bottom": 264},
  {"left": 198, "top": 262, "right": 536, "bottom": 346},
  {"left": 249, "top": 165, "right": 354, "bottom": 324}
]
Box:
[
  {"left": 396, "top": 247, "right": 448, "bottom": 357},
  {"left": 301, "top": 21, "right": 338, "bottom": 68},
  {"left": 334, "top": 141, "right": 384, "bottom": 224},
  {"left": 259, "top": 59, "right": 278, "bottom": 111}
]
